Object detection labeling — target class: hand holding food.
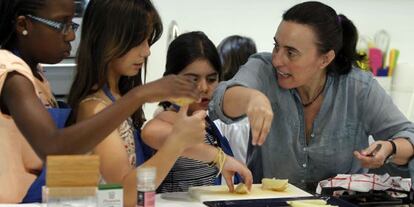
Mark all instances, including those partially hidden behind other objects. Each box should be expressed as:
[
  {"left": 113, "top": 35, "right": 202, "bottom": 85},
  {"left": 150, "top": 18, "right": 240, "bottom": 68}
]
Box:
[
  {"left": 170, "top": 97, "right": 195, "bottom": 106},
  {"left": 222, "top": 155, "right": 253, "bottom": 193},
  {"left": 234, "top": 183, "right": 250, "bottom": 194},
  {"left": 140, "top": 74, "right": 200, "bottom": 103}
]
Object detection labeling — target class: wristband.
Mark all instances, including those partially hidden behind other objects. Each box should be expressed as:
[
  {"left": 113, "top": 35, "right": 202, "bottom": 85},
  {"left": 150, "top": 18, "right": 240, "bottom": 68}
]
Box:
[{"left": 384, "top": 140, "right": 396, "bottom": 164}]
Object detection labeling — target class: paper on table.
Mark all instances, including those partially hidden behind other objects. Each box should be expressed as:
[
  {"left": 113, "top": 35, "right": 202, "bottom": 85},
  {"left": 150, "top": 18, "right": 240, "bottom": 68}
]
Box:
[{"left": 316, "top": 174, "right": 411, "bottom": 194}]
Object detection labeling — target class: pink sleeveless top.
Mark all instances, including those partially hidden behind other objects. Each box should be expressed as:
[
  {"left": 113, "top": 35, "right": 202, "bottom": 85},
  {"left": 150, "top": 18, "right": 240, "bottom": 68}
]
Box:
[{"left": 0, "top": 50, "right": 56, "bottom": 203}]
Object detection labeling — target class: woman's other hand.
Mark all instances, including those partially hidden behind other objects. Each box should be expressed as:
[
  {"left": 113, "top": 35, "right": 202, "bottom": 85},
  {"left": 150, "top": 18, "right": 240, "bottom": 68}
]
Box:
[
  {"left": 353, "top": 141, "right": 393, "bottom": 168},
  {"left": 354, "top": 138, "right": 414, "bottom": 167}
]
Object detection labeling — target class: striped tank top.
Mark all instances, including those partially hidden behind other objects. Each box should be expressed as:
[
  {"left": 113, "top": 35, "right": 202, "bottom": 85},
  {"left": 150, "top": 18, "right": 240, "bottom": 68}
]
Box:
[{"left": 156, "top": 121, "right": 219, "bottom": 193}]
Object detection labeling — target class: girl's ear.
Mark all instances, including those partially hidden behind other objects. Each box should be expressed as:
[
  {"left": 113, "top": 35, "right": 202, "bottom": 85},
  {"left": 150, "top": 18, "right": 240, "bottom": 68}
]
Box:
[{"left": 15, "top": 15, "right": 31, "bottom": 36}]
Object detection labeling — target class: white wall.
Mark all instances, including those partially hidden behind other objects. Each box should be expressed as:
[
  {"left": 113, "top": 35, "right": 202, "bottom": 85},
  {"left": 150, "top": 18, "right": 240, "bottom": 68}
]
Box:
[{"left": 143, "top": 0, "right": 414, "bottom": 119}]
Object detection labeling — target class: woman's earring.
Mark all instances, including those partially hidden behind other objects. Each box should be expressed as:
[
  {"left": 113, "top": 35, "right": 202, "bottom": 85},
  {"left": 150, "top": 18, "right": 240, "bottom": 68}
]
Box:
[{"left": 22, "top": 30, "right": 28, "bottom": 36}]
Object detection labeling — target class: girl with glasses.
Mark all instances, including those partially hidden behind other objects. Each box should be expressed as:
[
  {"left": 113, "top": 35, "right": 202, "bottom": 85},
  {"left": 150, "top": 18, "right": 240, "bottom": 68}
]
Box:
[
  {"left": 0, "top": 0, "right": 200, "bottom": 203},
  {"left": 25, "top": 14, "right": 80, "bottom": 35}
]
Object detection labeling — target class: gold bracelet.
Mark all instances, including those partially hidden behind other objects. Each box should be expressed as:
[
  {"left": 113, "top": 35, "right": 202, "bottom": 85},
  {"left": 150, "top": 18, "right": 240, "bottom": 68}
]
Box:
[
  {"left": 216, "top": 148, "right": 226, "bottom": 177},
  {"left": 208, "top": 147, "right": 227, "bottom": 177},
  {"left": 208, "top": 147, "right": 220, "bottom": 167}
]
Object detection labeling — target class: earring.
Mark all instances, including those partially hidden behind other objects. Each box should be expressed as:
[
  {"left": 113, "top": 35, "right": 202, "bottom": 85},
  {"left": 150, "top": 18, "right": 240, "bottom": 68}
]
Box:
[{"left": 22, "top": 30, "right": 28, "bottom": 36}]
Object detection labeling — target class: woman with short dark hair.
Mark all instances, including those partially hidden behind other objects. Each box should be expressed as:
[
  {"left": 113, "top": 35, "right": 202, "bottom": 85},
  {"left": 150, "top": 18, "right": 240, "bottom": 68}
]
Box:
[{"left": 209, "top": 1, "right": 414, "bottom": 191}]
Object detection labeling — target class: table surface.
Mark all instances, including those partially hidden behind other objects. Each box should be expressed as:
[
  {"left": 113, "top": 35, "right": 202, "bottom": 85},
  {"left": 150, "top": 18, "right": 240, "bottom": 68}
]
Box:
[
  {"left": 1, "top": 194, "right": 395, "bottom": 207},
  {"left": 0, "top": 193, "right": 205, "bottom": 207}
]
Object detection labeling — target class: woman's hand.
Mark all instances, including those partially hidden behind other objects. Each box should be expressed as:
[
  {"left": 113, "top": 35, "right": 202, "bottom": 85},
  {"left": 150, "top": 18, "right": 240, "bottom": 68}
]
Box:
[
  {"left": 355, "top": 138, "right": 414, "bottom": 167},
  {"left": 246, "top": 92, "right": 273, "bottom": 146},
  {"left": 223, "top": 87, "right": 273, "bottom": 146},
  {"left": 168, "top": 105, "right": 206, "bottom": 150},
  {"left": 221, "top": 156, "right": 253, "bottom": 192},
  {"left": 139, "top": 74, "right": 201, "bottom": 103},
  {"left": 353, "top": 140, "right": 393, "bottom": 168}
]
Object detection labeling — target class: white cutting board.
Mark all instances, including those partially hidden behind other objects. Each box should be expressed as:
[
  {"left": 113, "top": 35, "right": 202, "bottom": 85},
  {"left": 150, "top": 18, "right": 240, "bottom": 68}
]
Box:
[{"left": 189, "top": 184, "right": 313, "bottom": 202}]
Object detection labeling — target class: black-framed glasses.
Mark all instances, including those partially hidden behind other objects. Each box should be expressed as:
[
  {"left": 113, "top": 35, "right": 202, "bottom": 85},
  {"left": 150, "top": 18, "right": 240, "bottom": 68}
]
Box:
[{"left": 26, "top": 14, "right": 79, "bottom": 35}]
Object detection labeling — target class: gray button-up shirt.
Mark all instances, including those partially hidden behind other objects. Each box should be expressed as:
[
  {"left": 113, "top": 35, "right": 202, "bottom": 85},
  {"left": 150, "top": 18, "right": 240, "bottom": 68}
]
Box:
[{"left": 209, "top": 52, "right": 414, "bottom": 190}]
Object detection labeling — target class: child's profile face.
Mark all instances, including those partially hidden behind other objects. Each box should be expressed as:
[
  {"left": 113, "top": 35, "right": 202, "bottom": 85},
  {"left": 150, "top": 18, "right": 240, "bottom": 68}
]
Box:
[
  {"left": 21, "top": 0, "right": 76, "bottom": 64},
  {"left": 179, "top": 59, "right": 219, "bottom": 113},
  {"left": 108, "top": 38, "right": 151, "bottom": 77}
]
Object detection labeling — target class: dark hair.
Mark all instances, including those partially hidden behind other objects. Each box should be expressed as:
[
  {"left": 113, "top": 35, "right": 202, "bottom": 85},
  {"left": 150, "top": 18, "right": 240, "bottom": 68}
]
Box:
[
  {"left": 217, "top": 35, "right": 257, "bottom": 81},
  {"left": 160, "top": 31, "right": 221, "bottom": 109},
  {"left": 67, "top": 0, "right": 162, "bottom": 128},
  {"left": 0, "top": 0, "right": 46, "bottom": 49},
  {"left": 164, "top": 31, "right": 222, "bottom": 78},
  {"left": 283, "top": 1, "right": 364, "bottom": 75}
]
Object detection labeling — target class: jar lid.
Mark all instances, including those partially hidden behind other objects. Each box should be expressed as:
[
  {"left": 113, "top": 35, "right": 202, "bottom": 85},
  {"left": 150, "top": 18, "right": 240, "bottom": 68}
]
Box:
[{"left": 137, "top": 167, "right": 156, "bottom": 181}]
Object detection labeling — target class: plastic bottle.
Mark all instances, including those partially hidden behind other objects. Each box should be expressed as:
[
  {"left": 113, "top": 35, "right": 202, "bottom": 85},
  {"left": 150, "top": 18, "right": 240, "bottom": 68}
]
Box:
[{"left": 136, "top": 167, "right": 156, "bottom": 207}]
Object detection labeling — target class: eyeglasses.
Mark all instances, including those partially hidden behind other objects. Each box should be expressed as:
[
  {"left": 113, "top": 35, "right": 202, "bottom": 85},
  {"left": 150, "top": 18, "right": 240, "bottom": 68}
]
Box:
[{"left": 26, "top": 14, "right": 79, "bottom": 35}]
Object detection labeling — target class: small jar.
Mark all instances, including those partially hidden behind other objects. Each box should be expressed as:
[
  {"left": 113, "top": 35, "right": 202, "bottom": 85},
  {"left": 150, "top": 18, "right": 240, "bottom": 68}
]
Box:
[{"left": 136, "top": 167, "right": 156, "bottom": 207}]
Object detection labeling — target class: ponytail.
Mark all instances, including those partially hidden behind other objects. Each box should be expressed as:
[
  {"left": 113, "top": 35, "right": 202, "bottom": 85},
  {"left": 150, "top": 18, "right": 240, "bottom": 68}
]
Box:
[
  {"left": 333, "top": 14, "right": 365, "bottom": 74},
  {"left": 283, "top": 1, "right": 364, "bottom": 75}
]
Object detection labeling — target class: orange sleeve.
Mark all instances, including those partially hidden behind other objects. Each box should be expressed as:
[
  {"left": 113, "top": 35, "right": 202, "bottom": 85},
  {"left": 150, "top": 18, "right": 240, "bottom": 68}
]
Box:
[{"left": 0, "top": 50, "right": 37, "bottom": 97}]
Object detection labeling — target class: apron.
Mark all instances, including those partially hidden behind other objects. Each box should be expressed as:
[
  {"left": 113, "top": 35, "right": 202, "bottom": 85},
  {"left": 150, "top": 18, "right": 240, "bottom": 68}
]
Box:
[
  {"left": 21, "top": 106, "right": 72, "bottom": 203},
  {"left": 102, "top": 85, "right": 153, "bottom": 166}
]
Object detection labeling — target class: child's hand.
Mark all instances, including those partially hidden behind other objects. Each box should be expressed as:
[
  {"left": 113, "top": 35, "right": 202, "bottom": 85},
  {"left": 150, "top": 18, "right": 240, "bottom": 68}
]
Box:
[
  {"left": 170, "top": 105, "right": 206, "bottom": 150},
  {"left": 222, "top": 156, "right": 253, "bottom": 193},
  {"left": 140, "top": 75, "right": 200, "bottom": 103}
]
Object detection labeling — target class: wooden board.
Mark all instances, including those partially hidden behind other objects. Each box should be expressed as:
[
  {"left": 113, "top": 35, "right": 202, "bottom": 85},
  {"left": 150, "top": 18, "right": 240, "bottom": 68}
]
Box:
[
  {"left": 46, "top": 155, "right": 100, "bottom": 187},
  {"left": 45, "top": 186, "right": 97, "bottom": 198},
  {"left": 189, "top": 184, "right": 313, "bottom": 202}
]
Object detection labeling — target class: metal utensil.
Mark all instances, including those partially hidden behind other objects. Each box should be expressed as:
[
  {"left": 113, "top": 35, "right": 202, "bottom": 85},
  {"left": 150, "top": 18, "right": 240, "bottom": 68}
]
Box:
[
  {"left": 366, "top": 143, "right": 382, "bottom": 157},
  {"left": 245, "top": 131, "right": 264, "bottom": 184}
]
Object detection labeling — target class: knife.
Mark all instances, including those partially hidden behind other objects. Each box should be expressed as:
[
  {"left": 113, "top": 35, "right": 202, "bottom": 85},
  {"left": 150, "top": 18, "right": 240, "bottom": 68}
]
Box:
[{"left": 366, "top": 144, "right": 382, "bottom": 157}]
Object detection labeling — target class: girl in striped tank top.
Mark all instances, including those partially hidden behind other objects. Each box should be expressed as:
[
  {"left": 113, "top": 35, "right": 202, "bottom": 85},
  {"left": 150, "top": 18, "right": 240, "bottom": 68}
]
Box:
[{"left": 142, "top": 31, "right": 253, "bottom": 193}]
